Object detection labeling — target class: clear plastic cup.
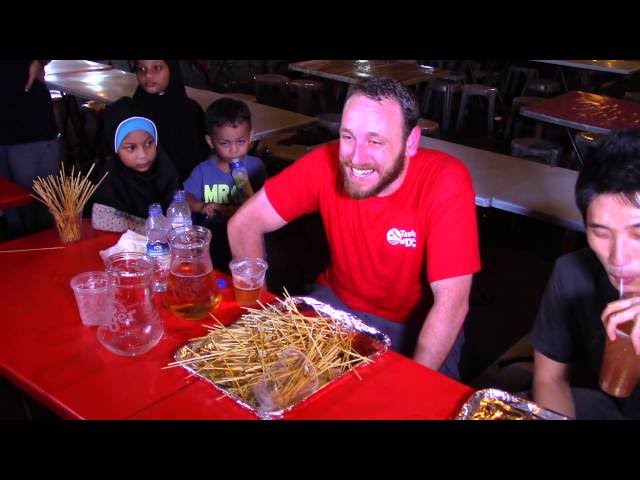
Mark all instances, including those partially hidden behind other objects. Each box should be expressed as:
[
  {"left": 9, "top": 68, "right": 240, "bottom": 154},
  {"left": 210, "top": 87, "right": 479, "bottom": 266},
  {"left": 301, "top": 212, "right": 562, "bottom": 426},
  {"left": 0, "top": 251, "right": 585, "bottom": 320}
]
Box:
[
  {"left": 70, "top": 271, "right": 108, "bottom": 326},
  {"left": 229, "top": 258, "right": 268, "bottom": 307},
  {"left": 253, "top": 348, "right": 319, "bottom": 414}
]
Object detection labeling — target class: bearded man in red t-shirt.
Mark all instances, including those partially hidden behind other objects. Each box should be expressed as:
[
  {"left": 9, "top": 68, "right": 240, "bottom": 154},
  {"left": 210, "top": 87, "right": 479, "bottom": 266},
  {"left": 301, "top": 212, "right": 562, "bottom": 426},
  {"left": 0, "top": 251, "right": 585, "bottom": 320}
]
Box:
[{"left": 228, "top": 76, "right": 480, "bottom": 379}]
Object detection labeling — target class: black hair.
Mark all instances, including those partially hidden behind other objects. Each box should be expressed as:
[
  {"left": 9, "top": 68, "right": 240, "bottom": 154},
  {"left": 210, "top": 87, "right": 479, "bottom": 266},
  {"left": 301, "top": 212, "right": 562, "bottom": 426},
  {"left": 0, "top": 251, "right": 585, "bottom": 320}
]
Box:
[
  {"left": 575, "top": 128, "right": 640, "bottom": 222},
  {"left": 345, "top": 76, "right": 419, "bottom": 140},
  {"left": 205, "top": 97, "right": 252, "bottom": 135}
]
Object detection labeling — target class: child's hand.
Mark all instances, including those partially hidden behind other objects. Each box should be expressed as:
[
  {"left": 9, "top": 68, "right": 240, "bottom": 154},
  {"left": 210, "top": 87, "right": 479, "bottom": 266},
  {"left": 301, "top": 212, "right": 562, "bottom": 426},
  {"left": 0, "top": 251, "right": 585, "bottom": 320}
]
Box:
[{"left": 201, "top": 203, "right": 218, "bottom": 219}]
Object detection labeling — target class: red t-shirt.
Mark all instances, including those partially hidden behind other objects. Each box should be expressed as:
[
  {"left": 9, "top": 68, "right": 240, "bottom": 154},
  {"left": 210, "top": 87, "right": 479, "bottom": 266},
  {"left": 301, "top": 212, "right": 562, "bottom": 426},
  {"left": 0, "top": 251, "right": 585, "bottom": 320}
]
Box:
[{"left": 264, "top": 141, "right": 481, "bottom": 323}]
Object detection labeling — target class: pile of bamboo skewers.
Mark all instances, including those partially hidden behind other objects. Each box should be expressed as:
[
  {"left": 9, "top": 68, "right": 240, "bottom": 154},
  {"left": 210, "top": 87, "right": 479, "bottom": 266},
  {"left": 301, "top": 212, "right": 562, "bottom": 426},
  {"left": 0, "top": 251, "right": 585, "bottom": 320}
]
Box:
[
  {"left": 31, "top": 163, "right": 108, "bottom": 242},
  {"left": 168, "top": 292, "right": 373, "bottom": 412}
]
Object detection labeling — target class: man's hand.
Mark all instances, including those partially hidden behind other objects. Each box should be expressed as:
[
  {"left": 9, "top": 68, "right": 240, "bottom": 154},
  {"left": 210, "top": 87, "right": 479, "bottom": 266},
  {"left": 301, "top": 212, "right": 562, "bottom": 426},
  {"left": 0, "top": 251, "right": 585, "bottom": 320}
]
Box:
[
  {"left": 25, "top": 60, "right": 45, "bottom": 92},
  {"left": 601, "top": 295, "right": 640, "bottom": 355}
]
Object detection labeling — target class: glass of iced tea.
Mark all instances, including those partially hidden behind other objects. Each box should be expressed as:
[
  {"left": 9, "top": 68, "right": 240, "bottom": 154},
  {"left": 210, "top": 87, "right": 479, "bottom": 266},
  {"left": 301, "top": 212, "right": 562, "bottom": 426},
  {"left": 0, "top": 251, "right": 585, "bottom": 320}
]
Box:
[
  {"left": 599, "top": 320, "right": 640, "bottom": 398},
  {"left": 229, "top": 258, "right": 268, "bottom": 307}
]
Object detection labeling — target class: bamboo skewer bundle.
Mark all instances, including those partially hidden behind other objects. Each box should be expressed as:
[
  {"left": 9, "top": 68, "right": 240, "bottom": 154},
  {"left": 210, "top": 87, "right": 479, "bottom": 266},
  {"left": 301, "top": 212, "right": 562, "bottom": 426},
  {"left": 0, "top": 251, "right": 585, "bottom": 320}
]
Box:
[
  {"left": 168, "top": 292, "right": 373, "bottom": 411},
  {"left": 31, "top": 163, "right": 108, "bottom": 242}
]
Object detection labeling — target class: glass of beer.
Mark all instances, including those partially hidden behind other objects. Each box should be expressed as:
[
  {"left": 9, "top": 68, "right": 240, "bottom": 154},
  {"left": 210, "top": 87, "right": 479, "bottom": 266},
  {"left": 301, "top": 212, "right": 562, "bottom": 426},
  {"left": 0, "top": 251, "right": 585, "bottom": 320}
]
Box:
[
  {"left": 599, "top": 320, "right": 640, "bottom": 398},
  {"left": 229, "top": 258, "right": 268, "bottom": 307}
]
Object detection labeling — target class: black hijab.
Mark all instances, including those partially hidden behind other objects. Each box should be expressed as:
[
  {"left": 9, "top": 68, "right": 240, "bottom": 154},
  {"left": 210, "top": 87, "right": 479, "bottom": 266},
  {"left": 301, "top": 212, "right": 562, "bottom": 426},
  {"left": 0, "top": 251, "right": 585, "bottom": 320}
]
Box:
[
  {"left": 92, "top": 96, "right": 179, "bottom": 219},
  {"left": 132, "top": 60, "right": 209, "bottom": 181}
]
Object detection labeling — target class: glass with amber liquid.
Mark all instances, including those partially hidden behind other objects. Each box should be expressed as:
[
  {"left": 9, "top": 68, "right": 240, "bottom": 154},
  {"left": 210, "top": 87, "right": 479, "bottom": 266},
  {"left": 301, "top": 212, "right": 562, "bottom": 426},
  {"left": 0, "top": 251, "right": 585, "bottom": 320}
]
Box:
[
  {"left": 167, "top": 225, "right": 221, "bottom": 319},
  {"left": 599, "top": 320, "right": 640, "bottom": 398},
  {"left": 229, "top": 258, "right": 268, "bottom": 307}
]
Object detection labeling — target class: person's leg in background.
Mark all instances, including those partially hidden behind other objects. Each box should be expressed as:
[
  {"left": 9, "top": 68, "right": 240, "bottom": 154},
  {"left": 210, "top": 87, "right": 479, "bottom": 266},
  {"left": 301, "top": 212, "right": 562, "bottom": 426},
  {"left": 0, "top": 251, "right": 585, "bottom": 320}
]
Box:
[
  {"left": 4, "top": 138, "right": 60, "bottom": 235},
  {"left": 0, "top": 144, "right": 26, "bottom": 236}
]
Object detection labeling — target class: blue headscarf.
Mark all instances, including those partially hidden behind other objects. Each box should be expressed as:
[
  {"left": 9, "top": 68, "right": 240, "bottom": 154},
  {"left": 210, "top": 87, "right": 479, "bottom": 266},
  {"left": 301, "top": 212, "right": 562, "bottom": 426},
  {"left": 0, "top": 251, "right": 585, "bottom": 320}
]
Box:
[{"left": 114, "top": 116, "right": 158, "bottom": 152}]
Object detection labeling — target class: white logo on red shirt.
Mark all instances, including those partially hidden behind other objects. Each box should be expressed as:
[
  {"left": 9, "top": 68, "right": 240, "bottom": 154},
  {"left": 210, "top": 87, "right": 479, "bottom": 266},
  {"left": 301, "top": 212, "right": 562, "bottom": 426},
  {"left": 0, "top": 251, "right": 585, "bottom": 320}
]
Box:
[{"left": 386, "top": 228, "right": 417, "bottom": 248}]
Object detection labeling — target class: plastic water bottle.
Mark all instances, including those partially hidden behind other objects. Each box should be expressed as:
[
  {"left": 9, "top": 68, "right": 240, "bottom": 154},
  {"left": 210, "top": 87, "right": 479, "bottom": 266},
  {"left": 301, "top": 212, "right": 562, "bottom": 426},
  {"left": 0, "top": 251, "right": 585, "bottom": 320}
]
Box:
[
  {"left": 230, "top": 159, "right": 254, "bottom": 200},
  {"left": 145, "top": 203, "right": 171, "bottom": 292},
  {"left": 166, "top": 189, "right": 193, "bottom": 230}
]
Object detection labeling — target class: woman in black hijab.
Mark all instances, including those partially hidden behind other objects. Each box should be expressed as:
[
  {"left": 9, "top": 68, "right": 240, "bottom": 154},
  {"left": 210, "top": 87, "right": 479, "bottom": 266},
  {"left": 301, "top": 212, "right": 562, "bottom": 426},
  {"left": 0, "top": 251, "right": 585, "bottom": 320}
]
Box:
[
  {"left": 133, "top": 60, "right": 210, "bottom": 182},
  {"left": 91, "top": 96, "right": 179, "bottom": 234}
]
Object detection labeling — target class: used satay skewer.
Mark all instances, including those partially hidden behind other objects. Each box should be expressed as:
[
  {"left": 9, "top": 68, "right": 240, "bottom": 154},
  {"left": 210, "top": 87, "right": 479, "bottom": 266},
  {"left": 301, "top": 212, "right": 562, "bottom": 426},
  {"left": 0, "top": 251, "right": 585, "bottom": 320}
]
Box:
[
  {"left": 167, "top": 292, "right": 372, "bottom": 409},
  {"left": 0, "top": 246, "right": 66, "bottom": 254}
]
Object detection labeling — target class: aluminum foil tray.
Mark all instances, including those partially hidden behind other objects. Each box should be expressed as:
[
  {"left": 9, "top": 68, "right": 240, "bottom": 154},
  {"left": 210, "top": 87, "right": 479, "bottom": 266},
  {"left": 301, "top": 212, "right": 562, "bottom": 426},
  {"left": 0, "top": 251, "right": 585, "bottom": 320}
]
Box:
[
  {"left": 455, "top": 388, "right": 571, "bottom": 420},
  {"left": 174, "top": 296, "right": 390, "bottom": 419}
]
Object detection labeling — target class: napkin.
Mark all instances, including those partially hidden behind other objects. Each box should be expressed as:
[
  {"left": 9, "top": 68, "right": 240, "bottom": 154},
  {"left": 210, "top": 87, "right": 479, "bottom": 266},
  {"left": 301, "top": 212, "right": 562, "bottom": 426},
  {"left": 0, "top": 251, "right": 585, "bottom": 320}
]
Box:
[{"left": 99, "top": 230, "right": 148, "bottom": 263}]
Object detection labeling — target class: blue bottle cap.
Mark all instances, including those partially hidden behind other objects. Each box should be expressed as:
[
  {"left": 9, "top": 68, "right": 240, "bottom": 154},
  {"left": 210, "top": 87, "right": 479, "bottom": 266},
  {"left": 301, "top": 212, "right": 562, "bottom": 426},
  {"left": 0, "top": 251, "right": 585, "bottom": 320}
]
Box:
[
  {"left": 173, "top": 189, "right": 185, "bottom": 201},
  {"left": 230, "top": 159, "right": 244, "bottom": 170},
  {"left": 216, "top": 278, "right": 228, "bottom": 289},
  {"left": 148, "top": 203, "right": 163, "bottom": 216}
]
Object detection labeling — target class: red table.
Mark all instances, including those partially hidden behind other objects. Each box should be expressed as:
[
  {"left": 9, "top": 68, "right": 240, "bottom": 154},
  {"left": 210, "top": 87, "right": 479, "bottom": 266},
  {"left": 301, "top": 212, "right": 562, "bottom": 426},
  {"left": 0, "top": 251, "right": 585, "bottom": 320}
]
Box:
[
  {"left": 0, "top": 176, "right": 32, "bottom": 209},
  {"left": 0, "top": 221, "right": 474, "bottom": 419},
  {"left": 132, "top": 350, "right": 472, "bottom": 420}
]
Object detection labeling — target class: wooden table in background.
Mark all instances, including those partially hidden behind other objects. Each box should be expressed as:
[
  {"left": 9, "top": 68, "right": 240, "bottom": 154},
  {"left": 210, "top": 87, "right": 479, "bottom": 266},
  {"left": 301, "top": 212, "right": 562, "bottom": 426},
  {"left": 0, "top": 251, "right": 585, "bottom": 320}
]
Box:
[
  {"left": 521, "top": 90, "right": 640, "bottom": 135},
  {"left": 44, "top": 60, "right": 113, "bottom": 76},
  {"left": 289, "top": 60, "right": 447, "bottom": 86},
  {"left": 420, "top": 137, "right": 583, "bottom": 232},
  {"left": 532, "top": 60, "right": 640, "bottom": 75},
  {"left": 45, "top": 69, "right": 317, "bottom": 141}
]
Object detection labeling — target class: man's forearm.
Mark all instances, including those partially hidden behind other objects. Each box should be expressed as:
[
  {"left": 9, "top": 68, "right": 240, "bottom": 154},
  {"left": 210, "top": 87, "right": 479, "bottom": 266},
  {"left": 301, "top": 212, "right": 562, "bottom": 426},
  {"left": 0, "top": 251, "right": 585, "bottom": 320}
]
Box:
[
  {"left": 227, "top": 190, "right": 282, "bottom": 259},
  {"left": 412, "top": 301, "right": 467, "bottom": 370},
  {"left": 533, "top": 377, "right": 575, "bottom": 418}
]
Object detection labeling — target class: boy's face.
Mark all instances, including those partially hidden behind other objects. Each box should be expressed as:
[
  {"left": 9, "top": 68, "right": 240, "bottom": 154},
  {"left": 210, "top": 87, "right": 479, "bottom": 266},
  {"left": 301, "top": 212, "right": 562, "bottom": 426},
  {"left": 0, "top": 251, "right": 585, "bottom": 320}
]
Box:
[
  {"left": 587, "top": 192, "right": 640, "bottom": 293},
  {"left": 206, "top": 121, "right": 252, "bottom": 163},
  {"left": 117, "top": 130, "right": 157, "bottom": 173},
  {"left": 135, "top": 60, "right": 170, "bottom": 94}
]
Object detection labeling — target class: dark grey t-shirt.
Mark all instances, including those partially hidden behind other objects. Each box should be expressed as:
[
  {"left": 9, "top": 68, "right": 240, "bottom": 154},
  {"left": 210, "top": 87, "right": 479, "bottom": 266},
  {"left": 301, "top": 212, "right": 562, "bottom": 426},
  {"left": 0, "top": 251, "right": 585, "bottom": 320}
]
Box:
[{"left": 530, "top": 248, "right": 640, "bottom": 418}]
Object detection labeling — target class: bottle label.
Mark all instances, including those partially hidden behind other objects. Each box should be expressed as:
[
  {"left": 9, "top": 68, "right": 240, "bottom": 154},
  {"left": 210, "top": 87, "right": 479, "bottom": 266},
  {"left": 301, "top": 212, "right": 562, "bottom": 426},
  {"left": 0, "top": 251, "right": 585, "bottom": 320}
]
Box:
[{"left": 147, "top": 242, "right": 170, "bottom": 256}]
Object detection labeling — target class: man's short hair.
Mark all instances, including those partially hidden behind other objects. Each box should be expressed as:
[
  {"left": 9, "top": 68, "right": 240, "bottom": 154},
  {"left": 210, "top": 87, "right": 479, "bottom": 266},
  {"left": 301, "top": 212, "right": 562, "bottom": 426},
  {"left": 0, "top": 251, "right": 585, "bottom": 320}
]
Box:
[
  {"left": 205, "top": 97, "right": 252, "bottom": 134},
  {"left": 575, "top": 128, "right": 640, "bottom": 221},
  {"left": 346, "top": 76, "right": 419, "bottom": 140}
]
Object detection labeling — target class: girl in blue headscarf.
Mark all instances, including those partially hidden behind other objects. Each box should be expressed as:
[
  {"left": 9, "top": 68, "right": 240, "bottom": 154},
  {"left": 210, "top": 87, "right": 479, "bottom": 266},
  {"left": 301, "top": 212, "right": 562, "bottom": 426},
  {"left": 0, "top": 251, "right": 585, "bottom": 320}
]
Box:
[{"left": 91, "top": 96, "right": 179, "bottom": 234}]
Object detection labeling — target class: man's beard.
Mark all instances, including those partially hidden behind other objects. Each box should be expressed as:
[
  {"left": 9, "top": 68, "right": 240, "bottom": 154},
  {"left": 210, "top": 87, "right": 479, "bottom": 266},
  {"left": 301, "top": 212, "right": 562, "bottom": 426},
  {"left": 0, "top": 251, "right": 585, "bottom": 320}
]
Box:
[{"left": 340, "top": 150, "right": 406, "bottom": 199}]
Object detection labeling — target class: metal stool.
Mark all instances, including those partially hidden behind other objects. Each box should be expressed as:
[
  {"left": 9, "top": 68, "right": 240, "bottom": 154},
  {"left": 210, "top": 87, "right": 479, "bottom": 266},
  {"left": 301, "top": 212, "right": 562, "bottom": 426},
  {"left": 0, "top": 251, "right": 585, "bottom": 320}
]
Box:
[
  {"left": 441, "top": 71, "right": 467, "bottom": 83},
  {"left": 288, "top": 78, "right": 326, "bottom": 116},
  {"left": 624, "top": 91, "right": 640, "bottom": 103},
  {"left": 521, "top": 78, "right": 562, "bottom": 97},
  {"left": 572, "top": 131, "right": 606, "bottom": 167},
  {"left": 316, "top": 112, "right": 341, "bottom": 136},
  {"left": 455, "top": 84, "right": 498, "bottom": 137},
  {"left": 504, "top": 65, "right": 539, "bottom": 99},
  {"left": 228, "top": 92, "right": 257, "bottom": 103},
  {"left": 49, "top": 89, "right": 67, "bottom": 140},
  {"left": 254, "top": 74, "right": 289, "bottom": 108},
  {"left": 511, "top": 137, "right": 563, "bottom": 167},
  {"left": 417, "top": 118, "right": 440, "bottom": 138},
  {"left": 80, "top": 100, "right": 107, "bottom": 160},
  {"left": 504, "top": 96, "right": 546, "bottom": 141},
  {"left": 421, "top": 79, "right": 462, "bottom": 132},
  {"left": 471, "top": 69, "right": 501, "bottom": 86}
]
